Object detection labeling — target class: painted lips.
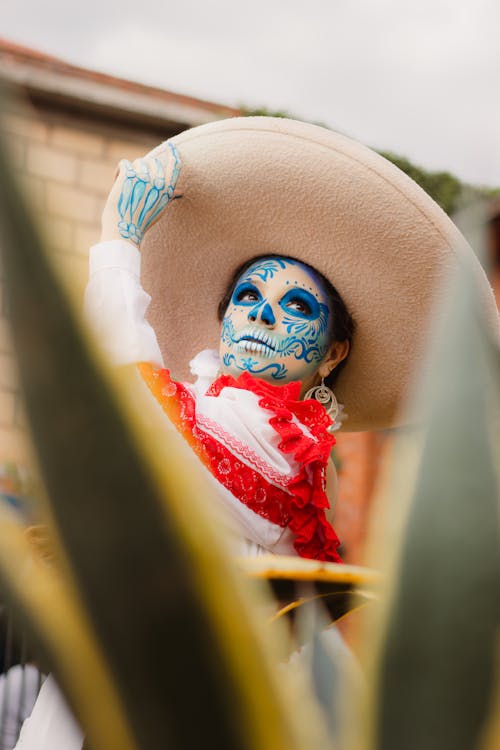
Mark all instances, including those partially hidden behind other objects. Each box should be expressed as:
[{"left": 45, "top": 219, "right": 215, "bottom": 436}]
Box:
[{"left": 235, "top": 331, "right": 277, "bottom": 358}]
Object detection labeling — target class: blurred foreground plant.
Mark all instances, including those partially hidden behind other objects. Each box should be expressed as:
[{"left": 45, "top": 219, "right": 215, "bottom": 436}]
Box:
[
  {"left": 360, "top": 205, "right": 500, "bottom": 750},
  {"left": 0, "top": 92, "right": 499, "bottom": 750},
  {"left": 0, "top": 97, "right": 330, "bottom": 749}
]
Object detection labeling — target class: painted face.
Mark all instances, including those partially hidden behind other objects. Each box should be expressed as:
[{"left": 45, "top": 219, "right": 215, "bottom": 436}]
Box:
[{"left": 219, "top": 257, "right": 332, "bottom": 384}]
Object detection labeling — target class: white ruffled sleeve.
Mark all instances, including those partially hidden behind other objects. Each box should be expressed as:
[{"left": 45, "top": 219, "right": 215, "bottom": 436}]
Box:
[
  {"left": 84, "top": 239, "right": 164, "bottom": 367},
  {"left": 14, "top": 676, "right": 83, "bottom": 750},
  {"left": 189, "top": 349, "right": 221, "bottom": 395}
]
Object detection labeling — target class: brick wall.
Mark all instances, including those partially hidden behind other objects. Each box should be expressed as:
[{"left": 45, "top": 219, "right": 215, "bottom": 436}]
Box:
[
  {"left": 1, "top": 107, "right": 166, "bottom": 287},
  {"left": 334, "top": 431, "right": 387, "bottom": 562}
]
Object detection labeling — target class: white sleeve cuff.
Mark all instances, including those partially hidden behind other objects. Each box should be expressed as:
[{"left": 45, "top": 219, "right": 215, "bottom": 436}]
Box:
[{"left": 89, "top": 239, "right": 140, "bottom": 277}]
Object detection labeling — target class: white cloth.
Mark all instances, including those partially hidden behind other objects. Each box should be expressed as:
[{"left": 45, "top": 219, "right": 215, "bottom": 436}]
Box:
[
  {"left": 13, "top": 676, "right": 83, "bottom": 750},
  {"left": 0, "top": 666, "right": 45, "bottom": 750}
]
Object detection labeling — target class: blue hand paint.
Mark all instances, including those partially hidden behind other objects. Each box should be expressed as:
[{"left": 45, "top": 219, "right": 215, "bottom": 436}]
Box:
[{"left": 117, "top": 141, "right": 180, "bottom": 245}]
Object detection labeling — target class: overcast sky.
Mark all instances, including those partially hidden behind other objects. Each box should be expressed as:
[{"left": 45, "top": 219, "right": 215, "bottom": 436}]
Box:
[{"left": 2, "top": 0, "right": 499, "bottom": 185}]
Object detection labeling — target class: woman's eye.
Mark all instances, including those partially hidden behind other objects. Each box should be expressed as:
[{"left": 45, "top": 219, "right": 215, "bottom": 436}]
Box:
[
  {"left": 235, "top": 285, "right": 260, "bottom": 303},
  {"left": 287, "top": 298, "right": 312, "bottom": 315}
]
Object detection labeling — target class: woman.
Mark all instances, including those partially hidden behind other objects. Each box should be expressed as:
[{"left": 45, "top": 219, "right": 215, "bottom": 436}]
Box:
[{"left": 86, "top": 140, "right": 356, "bottom": 561}]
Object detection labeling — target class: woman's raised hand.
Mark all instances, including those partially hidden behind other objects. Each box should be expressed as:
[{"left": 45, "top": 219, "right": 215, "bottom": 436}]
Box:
[{"left": 100, "top": 140, "right": 181, "bottom": 246}]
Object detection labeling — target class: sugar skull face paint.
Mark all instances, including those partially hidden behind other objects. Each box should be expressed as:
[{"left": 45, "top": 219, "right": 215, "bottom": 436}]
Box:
[{"left": 219, "top": 257, "right": 332, "bottom": 384}]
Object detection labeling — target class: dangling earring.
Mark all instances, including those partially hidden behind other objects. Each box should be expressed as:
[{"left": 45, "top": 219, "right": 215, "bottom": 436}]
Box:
[{"left": 304, "top": 378, "right": 339, "bottom": 431}]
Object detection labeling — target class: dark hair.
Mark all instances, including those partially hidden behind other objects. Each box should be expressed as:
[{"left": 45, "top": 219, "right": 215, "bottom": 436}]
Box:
[{"left": 217, "top": 254, "right": 355, "bottom": 387}]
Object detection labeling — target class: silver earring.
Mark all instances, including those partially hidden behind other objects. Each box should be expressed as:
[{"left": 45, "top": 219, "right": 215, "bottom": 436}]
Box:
[{"left": 304, "top": 378, "right": 339, "bottom": 430}]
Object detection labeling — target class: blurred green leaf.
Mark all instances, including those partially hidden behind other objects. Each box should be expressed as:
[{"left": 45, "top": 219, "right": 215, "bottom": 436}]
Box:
[
  {"left": 0, "top": 99, "right": 307, "bottom": 749},
  {"left": 374, "top": 262, "right": 500, "bottom": 750}
]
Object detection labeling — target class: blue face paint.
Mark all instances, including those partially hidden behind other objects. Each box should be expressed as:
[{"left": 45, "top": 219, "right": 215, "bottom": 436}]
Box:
[{"left": 219, "top": 257, "right": 332, "bottom": 385}]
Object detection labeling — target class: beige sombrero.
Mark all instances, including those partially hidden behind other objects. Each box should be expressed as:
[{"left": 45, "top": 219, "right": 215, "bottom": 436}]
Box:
[{"left": 141, "top": 116, "right": 499, "bottom": 431}]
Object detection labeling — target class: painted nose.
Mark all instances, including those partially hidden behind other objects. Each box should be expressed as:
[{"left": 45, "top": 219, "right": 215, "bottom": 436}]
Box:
[{"left": 248, "top": 302, "right": 276, "bottom": 326}]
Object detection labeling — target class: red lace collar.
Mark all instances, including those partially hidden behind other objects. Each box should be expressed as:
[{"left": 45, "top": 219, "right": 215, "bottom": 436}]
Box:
[{"left": 206, "top": 372, "right": 334, "bottom": 436}]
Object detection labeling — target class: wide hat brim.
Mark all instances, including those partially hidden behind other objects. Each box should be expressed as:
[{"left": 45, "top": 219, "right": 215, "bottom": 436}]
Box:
[{"left": 142, "top": 116, "right": 498, "bottom": 431}]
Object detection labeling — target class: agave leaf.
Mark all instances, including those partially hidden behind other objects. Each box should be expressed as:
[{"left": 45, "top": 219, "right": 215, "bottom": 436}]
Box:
[
  {"left": 0, "top": 105, "right": 320, "bottom": 749},
  {"left": 373, "top": 258, "right": 500, "bottom": 750},
  {"left": 0, "top": 508, "right": 136, "bottom": 749}
]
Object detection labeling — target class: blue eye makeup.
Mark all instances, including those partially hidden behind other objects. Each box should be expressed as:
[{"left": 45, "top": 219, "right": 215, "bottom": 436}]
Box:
[
  {"left": 232, "top": 282, "right": 262, "bottom": 306},
  {"left": 280, "top": 289, "right": 320, "bottom": 319}
]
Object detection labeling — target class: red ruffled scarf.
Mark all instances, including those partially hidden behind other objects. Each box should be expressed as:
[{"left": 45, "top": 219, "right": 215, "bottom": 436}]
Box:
[{"left": 139, "top": 365, "right": 342, "bottom": 563}]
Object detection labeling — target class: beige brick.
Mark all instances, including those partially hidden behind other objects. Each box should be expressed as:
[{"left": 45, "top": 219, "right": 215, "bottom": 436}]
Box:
[
  {"left": 46, "top": 183, "right": 97, "bottom": 223},
  {"left": 105, "top": 137, "right": 156, "bottom": 163},
  {"left": 51, "top": 125, "right": 104, "bottom": 157},
  {"left": 79, "top": 158, "right": 117, "bottom": 196},
  {"left": 0, "top": 318, "right": 13, "bottom": 354},
  {"left": 0, "top": 390, "right": 16, "bottom": 428},
  {"left": 0, "top": 354, "right": 19, "bottom": 390},
  {"left": 27, "top": 144, "right": 77, "bottom": 184},
  {"left": 74, "top": 224, "right": 100, "bottom": 256},
  {"left": 0, "top": 112, "right": 49, "bottom": 143}
]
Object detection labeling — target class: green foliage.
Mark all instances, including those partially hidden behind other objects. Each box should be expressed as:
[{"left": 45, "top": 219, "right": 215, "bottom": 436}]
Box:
[
  {"left": 373, "top": 249, "right": 500, "bottom": 749},
  {"left": 240, "top": 106, "right": 292, "bottom": 119},
  {"left": 379, "top": 151, "right": 463, "bottom": 214},
  {"left": 0, "top": 105, "right": 306, "bottom": 750},
  {"left": 240, "top": 106, "right": 330, "bottom": 131}
]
